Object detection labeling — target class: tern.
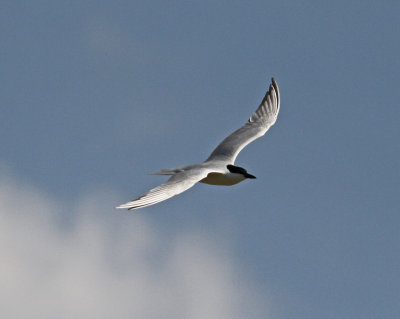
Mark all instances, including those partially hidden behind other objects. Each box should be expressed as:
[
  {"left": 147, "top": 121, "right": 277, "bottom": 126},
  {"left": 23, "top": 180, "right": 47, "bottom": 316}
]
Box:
[{"left": 116, "top": 78, "right": 280, "bottom": 210}]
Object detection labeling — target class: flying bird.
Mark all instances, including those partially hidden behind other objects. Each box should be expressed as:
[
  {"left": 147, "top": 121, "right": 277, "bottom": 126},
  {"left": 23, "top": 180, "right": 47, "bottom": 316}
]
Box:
[{"left": 116, "top": 78, "right": 280, "bottom": 210}]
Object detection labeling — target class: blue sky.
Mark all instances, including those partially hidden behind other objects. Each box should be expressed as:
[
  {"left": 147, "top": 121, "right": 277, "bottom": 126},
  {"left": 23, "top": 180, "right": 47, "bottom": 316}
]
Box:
[{"left": 1, "top": 1, "right": 399, "bottom": 318}]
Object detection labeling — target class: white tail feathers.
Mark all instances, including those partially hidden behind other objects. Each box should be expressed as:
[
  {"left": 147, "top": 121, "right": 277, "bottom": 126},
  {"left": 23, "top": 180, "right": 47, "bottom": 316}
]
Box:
[{"left": 151, "top": 168, "right": 183, "bottom": 175}]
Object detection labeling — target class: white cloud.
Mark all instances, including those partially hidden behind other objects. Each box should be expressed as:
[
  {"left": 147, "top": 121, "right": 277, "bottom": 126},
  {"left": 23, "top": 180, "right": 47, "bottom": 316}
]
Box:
[{"left": 0, "top": 174, "right": 270, "bottom": 319}]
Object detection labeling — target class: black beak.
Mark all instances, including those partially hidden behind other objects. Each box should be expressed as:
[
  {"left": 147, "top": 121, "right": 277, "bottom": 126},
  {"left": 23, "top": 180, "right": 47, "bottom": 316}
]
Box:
[{"left": 245, "top": 173, "right": 256, "bottom": 179}]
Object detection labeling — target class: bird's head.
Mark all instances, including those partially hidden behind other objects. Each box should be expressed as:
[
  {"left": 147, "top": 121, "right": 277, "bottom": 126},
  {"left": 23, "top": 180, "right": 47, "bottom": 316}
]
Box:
[{"left": 227, "top": 165, "right": 256, "bottom": 179}]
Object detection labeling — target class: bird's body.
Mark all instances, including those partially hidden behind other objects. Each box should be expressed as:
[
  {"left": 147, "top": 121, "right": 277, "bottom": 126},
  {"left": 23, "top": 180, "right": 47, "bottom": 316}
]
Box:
[
  {"left": 116, "top": 78, "right": 280, "bottom": 210},
  {"left": 200, "top": 171, "right": 246, "bottom": 186},
  {"left": 154, "top": 162, "right": 251, "bottom": 186}
]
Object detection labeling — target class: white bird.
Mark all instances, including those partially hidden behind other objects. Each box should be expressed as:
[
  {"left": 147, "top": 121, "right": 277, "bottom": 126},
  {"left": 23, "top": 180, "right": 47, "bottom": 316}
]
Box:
[{"left": 116, "top": 78, "right": 280, "bottom": 210}]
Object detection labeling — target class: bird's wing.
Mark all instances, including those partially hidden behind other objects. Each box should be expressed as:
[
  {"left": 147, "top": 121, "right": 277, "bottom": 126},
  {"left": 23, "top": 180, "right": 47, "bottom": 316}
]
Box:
[
  {"left": 206, "top": 78, "right": 280, "bottom": 164},
  {"left": 116, "top": 169, "right": 210, "bottom": 210}
]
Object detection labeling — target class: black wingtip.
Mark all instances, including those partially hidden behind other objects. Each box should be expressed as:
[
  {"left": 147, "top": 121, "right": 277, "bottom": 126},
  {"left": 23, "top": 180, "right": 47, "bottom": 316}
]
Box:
[
  {"left": 271, "top": 77, "right": 278, "bottom": 90},
  {"left": 270, "top": 77, "right": 280, "bottom": 107}
]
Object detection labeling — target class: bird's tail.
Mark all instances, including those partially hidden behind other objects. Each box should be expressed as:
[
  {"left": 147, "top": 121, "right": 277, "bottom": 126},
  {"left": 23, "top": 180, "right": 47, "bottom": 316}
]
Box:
[{"left": 151, "top": 168, "right": 183, "bottom": 175}]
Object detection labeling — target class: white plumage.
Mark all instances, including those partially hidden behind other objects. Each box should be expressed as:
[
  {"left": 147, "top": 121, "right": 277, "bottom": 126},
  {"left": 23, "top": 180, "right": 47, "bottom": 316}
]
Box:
[{"left": 117, "top": 78, "right": 280, "bottom": 210}]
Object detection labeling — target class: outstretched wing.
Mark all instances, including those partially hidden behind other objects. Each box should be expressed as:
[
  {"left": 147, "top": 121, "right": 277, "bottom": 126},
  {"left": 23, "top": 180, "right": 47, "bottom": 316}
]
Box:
[
  {"left": 206, "top": 78, "right": 280, "bottom": 164},
  {"left": 116, "top": 169, "right": 210, "bottom": 210}
]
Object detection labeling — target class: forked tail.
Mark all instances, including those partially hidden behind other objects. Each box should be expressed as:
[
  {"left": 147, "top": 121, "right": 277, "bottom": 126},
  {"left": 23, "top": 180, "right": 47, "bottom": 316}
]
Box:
[{"left": 151, "top": 168, "right": 183, "bottom": 175}]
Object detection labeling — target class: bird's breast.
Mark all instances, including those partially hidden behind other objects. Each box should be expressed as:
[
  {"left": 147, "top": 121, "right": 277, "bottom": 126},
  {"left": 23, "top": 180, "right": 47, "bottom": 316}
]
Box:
[{"left": 199, "top": 172, "right": 246, "bottom": 186}]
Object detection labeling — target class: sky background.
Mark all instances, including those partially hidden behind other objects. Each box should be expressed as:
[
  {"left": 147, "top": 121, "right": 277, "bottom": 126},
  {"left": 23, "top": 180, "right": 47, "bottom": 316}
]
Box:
[{"left": 1, "top": 1, "right": 399, "bottom": 318}]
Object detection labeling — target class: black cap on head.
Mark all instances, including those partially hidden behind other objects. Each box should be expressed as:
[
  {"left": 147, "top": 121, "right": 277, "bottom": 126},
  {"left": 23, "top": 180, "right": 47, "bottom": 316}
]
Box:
[{"left": 227, "top": 165, "right": 256, "bottom": 179}]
